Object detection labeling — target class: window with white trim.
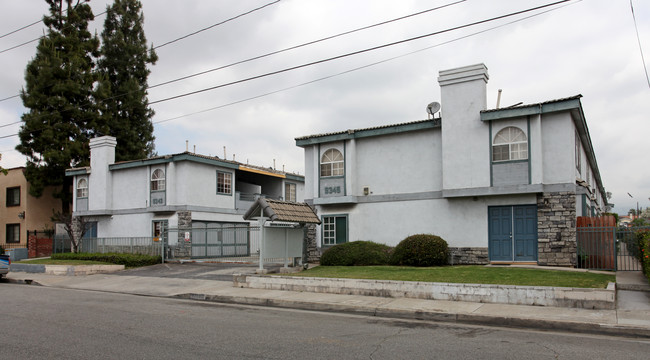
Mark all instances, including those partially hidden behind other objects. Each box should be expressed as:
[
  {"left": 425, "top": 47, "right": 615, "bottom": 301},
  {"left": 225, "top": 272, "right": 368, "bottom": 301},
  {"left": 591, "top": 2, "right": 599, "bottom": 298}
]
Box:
[
  {"left": 320, "top": 149, "right": 344, "bottom": 177},
  {"left": 322, "top": 215, "right": 347, "bottom": 246},
  {"left": 151, "top": 169, "right": 165, "bottom": 191},
  {"left": 492, "top": 127, "right": 528, "bottom": 162},
  {"left": 217, "top": 171, "right": 232, "bottom": 195},
  {"left": 285, "top": 183, "right": 296, "bottom": 202},
  {"left": 76, "top": 178, "right": 88, "bottom": 198}
]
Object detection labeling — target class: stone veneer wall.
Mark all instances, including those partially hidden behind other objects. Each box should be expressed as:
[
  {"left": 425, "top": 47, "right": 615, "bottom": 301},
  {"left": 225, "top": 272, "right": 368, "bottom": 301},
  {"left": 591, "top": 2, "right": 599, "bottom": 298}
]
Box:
[
  {"left": 537, "top": 192, "right": 576, "bottom": 267},
  {"left": 303, "top": 204, "right": 321, "bottom": 263},
  {"left": 448, "top": 247, "right": 489, "bottom": 265},
  {"left": 173, "top": 210, "right": 192, "bottom": 259},
  {"left": 303, "top": 223, "right": 321, "bottom": 263}
]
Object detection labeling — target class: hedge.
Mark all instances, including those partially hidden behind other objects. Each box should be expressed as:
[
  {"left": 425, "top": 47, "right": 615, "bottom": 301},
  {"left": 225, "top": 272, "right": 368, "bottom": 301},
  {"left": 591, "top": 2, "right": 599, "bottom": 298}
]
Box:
[
  {"left": 320, "top": 241, "right": 392, "bottom": 266},
  {"left": 51, "top": 253, "right": 161, "bottom": 267},
  {"left": 391, "top": 234, "right": 449, "bottom": 267}
]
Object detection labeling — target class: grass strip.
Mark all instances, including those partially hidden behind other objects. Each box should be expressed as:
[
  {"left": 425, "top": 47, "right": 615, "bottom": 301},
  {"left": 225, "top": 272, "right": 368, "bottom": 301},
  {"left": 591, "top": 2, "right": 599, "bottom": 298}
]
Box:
[{"left": 292, "top": 265, "right": 615, "bottom": 288}]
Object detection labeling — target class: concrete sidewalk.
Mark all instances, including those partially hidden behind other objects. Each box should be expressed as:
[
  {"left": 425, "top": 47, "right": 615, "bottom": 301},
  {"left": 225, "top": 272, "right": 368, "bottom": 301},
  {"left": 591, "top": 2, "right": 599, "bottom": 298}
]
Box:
[{"left": 5, "top": 269, "right": 650, "bottom": 338}]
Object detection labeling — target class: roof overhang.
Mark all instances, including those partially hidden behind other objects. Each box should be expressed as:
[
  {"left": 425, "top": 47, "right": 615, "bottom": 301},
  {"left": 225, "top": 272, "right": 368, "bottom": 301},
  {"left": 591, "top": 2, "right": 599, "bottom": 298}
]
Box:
[
  {"left": 243, "top": 198, "right": 320, "bottom": 224},
  {"left": 295, "top": 119, "right": 440, "bottom": 147}
]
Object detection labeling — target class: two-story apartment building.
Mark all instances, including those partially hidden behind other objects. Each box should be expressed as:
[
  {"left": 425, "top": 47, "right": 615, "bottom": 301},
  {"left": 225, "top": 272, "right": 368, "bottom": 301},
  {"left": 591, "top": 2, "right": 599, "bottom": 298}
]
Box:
[
  {"left": 0, "top": 167, "right": 61, "bottom": 249},
  {"left": 66, "top": 136, "right": 304, "bottom": 257},
  {"left": 296, "top": 64, "right": 607, "bottom": 267}
]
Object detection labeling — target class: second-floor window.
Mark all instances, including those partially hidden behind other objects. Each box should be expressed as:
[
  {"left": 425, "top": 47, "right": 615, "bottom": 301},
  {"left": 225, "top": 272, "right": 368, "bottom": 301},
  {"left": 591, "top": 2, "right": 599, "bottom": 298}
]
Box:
[
  {"left": 217, "top": 171, "right": 232, "bottom": 195},
  {"left": 6, "top": 187, "right": 20, "bottom": 206},
  {"left": 492, "top": 126, "right": 528, "bottom": 162},
  {"left": 285, "top": 183, "right": 296, "bottom": 202},
  {"left": 76, "top": 178, "right": 88, "bottom": 198},
  {"left": 151, "top": 169, "right": 165, "bottom": 191},
  {"left": 320, "top": 148, "right": 344, "bottom": 177}
]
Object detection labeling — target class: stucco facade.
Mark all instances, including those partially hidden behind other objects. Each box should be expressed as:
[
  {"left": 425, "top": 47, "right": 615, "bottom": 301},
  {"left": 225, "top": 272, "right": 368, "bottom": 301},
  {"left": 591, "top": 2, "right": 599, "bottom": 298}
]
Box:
[
  {"left": 66, "top": 137, "right": 304, "bottom": 256},
  {"left": 296, "top": 63, "right": 608, "bottom": 266},
  {"left": 0, "top": 167, "right": 61, "bottom": 248}
]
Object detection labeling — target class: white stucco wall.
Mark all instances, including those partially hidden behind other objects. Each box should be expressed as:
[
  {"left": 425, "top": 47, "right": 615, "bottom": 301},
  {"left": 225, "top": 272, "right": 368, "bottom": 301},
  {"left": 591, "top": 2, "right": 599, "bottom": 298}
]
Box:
[
  {"left": 173, "top": 161, "right": 235, "bottom": 209},
  {"left": 541, "top": 113, "right": 575, "bottom": 184},
  {"left": 316, "top": 194, "right": 537, "bottom": 248},
  {"left": 111, "top": 166, "right": 149, "bottom": 209},
  {"left": 354, "top": 129, "right": 441, "bottom": 195}
]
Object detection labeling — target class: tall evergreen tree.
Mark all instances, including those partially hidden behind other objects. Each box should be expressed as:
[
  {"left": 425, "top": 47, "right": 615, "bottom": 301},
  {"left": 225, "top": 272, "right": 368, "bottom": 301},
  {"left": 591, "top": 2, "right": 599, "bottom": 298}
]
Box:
[
  {"left": 17, "top": 0, "right": 100, "bottom": 210},
  {"left": 97, "top": 0, "right": 157, "bottom": 162}
]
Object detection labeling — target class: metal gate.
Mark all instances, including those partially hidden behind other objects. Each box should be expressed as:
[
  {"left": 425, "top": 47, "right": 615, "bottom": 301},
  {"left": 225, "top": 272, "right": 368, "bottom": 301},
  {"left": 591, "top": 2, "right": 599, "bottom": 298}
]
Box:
[
  {"left": 189, "top": 223, "right": 259, "bottom": 259},
  {"left": 576, "top": 216, "right": 647, "bottom": 271}
]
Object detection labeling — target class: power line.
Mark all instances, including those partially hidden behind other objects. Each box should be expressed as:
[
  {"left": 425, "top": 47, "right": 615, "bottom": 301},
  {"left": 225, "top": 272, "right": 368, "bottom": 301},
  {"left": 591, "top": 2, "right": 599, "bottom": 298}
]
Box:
[
  {"left": 154, "top": 0, "right": 579, "bottom": 125},
  {"left": 149, "top": 0, "right": 466, "bottom": 89},
  {"left": 153, "top": 0, "right": 281, "bottom": 49},
  {"left": 0, "top": 11, "right": 107, "bottom": 55},
  {"left": 0, "top": 95, "right": 20, "bottom": 102},
  {"left": 0, "top": 0, "right": 575, "bottom": 140},
  {"left": 0, "top": 18, "right": 42, "bottom": 39},
  {"left": 0, "top": 37, "right": 41, "bottom": 54},
  {"left": 150, "top": 0, "right": 573, "bottom": 105},
  {"left": 3, "top": 0, "right": 465, "bottom": 119},
  {"left": 630, "top": 0, "right": 650, "bottom": 89}
]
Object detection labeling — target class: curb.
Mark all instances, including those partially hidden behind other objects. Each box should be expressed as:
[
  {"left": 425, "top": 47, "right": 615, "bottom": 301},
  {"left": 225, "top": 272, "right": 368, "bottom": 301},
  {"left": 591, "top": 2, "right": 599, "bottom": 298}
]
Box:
[
  {"left": 10, "top": 264, "right": 125, "bottom": 275},
  {"left": 173, "top": 292, "right": 650, "bottom": 339}
]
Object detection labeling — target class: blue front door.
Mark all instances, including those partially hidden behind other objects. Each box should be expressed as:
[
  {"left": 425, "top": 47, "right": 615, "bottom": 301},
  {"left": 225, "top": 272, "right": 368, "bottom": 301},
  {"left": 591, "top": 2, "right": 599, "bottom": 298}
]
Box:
[{"left": 488, "top": 205, "right": 537, "bottom": 262}]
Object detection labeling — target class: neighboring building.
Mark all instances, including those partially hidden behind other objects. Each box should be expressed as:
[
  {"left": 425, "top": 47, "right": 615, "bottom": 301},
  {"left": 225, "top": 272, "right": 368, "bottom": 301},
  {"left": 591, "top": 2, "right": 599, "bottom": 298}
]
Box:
[
  {"left": 66, "top": 136, "right": 305, "bottom": 257},
  {"left": 295, "top": 63, "right": 608, "bottom": 267},
  {"left": 0, "top": 167, "right": 62, "bottom": 248}
]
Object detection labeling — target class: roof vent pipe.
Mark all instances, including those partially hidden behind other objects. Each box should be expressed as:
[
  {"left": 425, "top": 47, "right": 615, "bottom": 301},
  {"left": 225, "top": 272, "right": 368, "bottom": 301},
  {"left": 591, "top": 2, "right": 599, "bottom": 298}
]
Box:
[
  {"left": 496, "top": 89, "right": 502, "bottom": 109},
  {"left": 186, "top": 140, "right": 189, "bottom": 152},
  {"left": 223, "top": 146, "right": 226, "bottom": 159}
]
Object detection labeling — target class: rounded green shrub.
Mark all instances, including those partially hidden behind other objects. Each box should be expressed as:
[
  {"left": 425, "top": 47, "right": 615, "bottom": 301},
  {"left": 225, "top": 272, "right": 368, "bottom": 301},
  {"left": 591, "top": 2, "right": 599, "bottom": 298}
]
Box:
[
  {"left": 320, "top": 241, "right": 392, "bottom": 266},
  {"left": 391, "top": 234, "right": 449, "bottom": 267}
]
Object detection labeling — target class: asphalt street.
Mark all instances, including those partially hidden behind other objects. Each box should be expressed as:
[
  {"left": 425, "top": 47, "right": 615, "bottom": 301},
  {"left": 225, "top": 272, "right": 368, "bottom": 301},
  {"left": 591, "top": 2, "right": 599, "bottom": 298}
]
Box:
[{"left": 1, "top": 284, "right": 649, "bottom": 360}]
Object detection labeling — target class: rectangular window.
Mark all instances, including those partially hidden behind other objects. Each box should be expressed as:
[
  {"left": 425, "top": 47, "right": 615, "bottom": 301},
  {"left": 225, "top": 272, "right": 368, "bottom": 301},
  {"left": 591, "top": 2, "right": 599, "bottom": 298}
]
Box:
[
  {"left": 6, "top": 187, "right": 20, "bottom": 207},
  {"left": 322, "top": 215, "right": 347, "bottom": 246},
  {"left": 6, "top": 224, "right": 20, "bottom": 243},
  {"left": 217, "top": 171, "right": 232, "bottom": 195},
  {"left": 285, "top": 183, "right": 296, "bottom": 202},
  {"left": 152, "top": 220, "right": 168, "bottom": 242}
]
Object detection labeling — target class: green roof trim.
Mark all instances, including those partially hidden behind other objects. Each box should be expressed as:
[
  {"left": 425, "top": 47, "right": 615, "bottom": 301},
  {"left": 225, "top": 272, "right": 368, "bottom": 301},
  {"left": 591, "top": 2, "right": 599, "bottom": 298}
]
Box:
[
  {"left": 108, "top": 153, "right": 240, "bottom": 171},
  {"left": 285, "top": 173, "right": 305, "bottom": 182},
  {"left": 480, "top": 96, "right": 582, "bottom": 121},
  {"left": 295, "top": 119, "right": 440, "bottom": 146},
  {"left": 65, "top": 168, "right": 89, "bottom": 176}
]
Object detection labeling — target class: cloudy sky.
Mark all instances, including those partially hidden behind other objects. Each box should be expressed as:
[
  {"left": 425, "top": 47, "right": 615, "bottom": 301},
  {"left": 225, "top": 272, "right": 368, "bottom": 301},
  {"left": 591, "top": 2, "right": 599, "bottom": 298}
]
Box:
[{"left": 0, "top": 0, "right": 648, "bottom": 215}]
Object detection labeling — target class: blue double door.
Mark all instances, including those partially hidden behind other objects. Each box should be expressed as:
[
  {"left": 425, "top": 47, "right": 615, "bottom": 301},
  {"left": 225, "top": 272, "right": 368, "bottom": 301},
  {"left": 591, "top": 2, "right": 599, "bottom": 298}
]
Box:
[{"left": 488, "top": 205, "right": 538, "bottom": 262}]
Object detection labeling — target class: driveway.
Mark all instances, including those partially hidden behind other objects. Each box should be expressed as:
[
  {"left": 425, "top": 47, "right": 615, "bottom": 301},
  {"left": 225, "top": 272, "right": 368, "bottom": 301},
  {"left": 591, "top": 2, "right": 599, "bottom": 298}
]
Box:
[{"left": 113, "top": 262, "right": 283, "bottom": 281}]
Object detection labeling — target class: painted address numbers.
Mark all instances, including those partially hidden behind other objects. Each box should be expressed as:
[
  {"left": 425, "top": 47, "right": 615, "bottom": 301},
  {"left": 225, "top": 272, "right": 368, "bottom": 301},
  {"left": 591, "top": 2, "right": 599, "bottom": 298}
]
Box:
[{"left": 324, "top": 186, "right": 341, "bottom": 195}]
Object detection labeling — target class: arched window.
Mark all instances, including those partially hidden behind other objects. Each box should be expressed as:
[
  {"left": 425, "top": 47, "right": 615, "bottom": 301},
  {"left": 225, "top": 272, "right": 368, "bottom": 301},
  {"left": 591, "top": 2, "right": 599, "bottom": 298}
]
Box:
[
  {"left": 492, "top": 127, "right": 528, "bottom": 162},
  {"left": 320, "top": 149, "right": 344, "bottom": 177},
  {"left": 151, "top": 169, "right": 165, "bottom": 191},
  {"left": 76, "top": 178, "right": 88, "bottom": 198}
]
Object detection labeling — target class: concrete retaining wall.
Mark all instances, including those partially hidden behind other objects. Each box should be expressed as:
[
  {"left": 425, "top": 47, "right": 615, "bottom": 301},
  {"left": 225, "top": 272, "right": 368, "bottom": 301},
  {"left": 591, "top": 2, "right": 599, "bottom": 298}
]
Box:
[
  {"left": 10, "top": 264, "right": 124, "bottom": 275},
  {"left": 233, "top": 275, "right": 616, "bottom": 310}
]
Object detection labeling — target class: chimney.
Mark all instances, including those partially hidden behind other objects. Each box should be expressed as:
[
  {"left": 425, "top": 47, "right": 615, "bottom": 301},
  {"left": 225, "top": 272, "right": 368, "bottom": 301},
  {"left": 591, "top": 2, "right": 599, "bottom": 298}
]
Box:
[
  {"left": 88, "top": 136, "right": 117, "bottom": 210},
  {"left": 438, "top": 64, "right": 489, "bottom": 190}
]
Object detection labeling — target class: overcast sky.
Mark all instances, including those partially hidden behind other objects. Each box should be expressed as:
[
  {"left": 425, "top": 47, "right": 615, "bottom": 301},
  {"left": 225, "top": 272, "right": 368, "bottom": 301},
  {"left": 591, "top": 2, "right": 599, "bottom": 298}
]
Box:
[{"left": 0, "top": 0, "right": 648, "bottom": 215}]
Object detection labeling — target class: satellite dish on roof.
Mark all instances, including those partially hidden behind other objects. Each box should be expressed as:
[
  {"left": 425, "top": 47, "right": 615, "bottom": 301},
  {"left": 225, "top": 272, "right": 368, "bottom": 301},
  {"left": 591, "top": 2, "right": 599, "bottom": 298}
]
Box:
[{"left": 426, "top": 101, "right": 441, "bottom": 118}]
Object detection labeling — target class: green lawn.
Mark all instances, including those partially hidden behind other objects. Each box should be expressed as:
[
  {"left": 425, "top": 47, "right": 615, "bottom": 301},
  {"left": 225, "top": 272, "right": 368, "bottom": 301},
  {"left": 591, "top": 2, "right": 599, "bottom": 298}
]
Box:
[
  {"left": 15, "top": 259, "right": 113, "bottom": 266},
  {"left": 293, "top": 266, "right": 615, "bottom": 288}
]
